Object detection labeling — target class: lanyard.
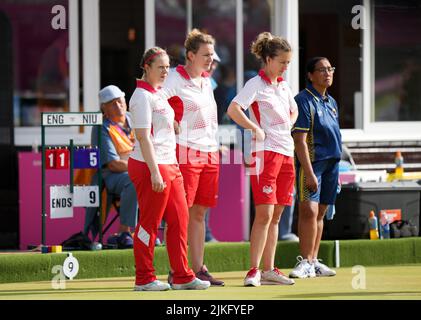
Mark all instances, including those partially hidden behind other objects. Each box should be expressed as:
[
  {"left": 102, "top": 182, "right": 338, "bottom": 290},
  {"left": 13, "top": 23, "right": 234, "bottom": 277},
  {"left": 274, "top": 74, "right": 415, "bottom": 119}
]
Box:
[
  {"left": 305, "top": 88, "right": 337, "bottom": 116},
  {"left": 305, "top": 88, "right": 321, "bottom": 102}
]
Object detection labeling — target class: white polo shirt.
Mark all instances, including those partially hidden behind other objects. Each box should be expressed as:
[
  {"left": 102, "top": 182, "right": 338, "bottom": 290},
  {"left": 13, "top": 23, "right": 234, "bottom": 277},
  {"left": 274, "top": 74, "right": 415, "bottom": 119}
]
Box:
[
  {"left": 161, "top": 65, "right": 219, "bottom": 153},
  {"left": 233, "top": 70, "right": 298, "bottom": 157},
  {"left": 129, "top": 80, "right": 177, "bottom": 164}
]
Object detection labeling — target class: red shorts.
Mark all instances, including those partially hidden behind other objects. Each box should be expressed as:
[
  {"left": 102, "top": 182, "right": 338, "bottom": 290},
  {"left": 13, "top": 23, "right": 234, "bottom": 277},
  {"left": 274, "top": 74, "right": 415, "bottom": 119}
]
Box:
[
  {"left": 176, "top": 144, "right": 219, "bottom": 208},
  {"left": 250, "top": 151, "right": 295, "bottom": 206}
]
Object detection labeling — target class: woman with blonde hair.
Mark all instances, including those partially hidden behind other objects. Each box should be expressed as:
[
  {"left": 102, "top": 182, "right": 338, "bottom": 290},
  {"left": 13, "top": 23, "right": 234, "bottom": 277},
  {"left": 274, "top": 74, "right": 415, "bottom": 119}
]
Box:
[
  {"left": 128, "top": 47, "right": 210, "bottom": 291},
  {"left": 162, "top": 29, "right": 224, "bottom": 286}
]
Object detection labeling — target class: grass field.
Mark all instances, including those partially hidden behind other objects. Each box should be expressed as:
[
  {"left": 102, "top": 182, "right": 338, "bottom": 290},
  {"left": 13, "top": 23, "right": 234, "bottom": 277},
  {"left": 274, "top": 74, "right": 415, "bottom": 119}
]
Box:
[{"left": 0, "top": 265, "right": 420, "bottom": 300}]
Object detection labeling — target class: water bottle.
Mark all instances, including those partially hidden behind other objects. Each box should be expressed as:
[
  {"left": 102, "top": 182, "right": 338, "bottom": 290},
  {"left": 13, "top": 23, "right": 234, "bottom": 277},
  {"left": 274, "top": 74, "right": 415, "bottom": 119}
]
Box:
[
  {"left": 368, "top": 210, "right": 379, "bottom": 240},
  {"left": 394, "top": 151, "right": 404, "bottom": 178},
  {"left": 32, "top": 140, "right": 39, "bottom": 153},
  {"left": 382, "top": 222, "right": 391, "bottom": 239}
]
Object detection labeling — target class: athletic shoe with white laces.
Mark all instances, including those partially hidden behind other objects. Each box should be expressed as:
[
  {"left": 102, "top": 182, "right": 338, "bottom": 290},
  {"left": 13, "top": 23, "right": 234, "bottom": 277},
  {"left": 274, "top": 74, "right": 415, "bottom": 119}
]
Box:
[
  {"left": 134, "top": 280, "right": 171, "bottom": 291},
  {"left": 261, "top": 267, "right": 295, "bottom": 285},
  {"left": 244, "top": 267, "right": 261, "bottom": 287},
  {"left": 313, "top": 259, "right": 337, "bottom": 277},
  {"left": 171, "top": 277, "right": 210, "bottom": 290},
  {"left": 289, "top": 256, "right": 316, "bottom": 278}
]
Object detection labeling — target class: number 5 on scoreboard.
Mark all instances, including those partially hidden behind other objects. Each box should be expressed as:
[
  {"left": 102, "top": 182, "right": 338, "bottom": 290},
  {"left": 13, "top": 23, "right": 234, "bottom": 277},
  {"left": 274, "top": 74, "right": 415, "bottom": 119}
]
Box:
[{"left": 89, "top": 151, "right": 98, "bottom": 168}]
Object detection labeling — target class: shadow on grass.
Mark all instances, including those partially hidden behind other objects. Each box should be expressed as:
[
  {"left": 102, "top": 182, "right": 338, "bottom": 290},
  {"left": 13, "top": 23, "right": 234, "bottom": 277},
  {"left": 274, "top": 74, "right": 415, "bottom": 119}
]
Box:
[
  {"left": 72, "top": 278, "right": 133, "bottom": 283},
  {"left": 276, "top": 291, "right": 421, "bottom": 299},
  {"left": 0, "top": 288, "right": 133, "bottom": 297}
]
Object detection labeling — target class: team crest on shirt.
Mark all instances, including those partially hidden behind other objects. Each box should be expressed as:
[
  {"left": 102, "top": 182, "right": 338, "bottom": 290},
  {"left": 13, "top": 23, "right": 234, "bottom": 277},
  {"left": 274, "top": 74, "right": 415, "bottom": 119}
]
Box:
[
  {"left": 317, "top": 107, "right": 323, "bottom": 117},
  {"left": 262, "top": 185, "right": 273, "bottom": 194}
]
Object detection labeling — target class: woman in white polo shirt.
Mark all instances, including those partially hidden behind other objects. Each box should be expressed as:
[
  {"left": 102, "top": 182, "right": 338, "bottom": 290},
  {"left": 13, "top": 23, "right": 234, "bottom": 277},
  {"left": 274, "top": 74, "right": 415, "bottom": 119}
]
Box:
[
  {"left": 161, "top": 29, "right": 224, "bottom": 286},
  {"left": 128, "top": 47, "right": 210, "bottom": 291},
  {"left": 227, "top": 32, "right": 298, "bottom": 287}
]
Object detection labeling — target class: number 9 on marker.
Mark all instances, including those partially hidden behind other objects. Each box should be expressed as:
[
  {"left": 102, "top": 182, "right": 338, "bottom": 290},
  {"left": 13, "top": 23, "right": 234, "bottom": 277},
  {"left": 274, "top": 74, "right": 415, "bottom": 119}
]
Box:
[{"left": 63, "top": 253, "right": 79, "bottom": 280}]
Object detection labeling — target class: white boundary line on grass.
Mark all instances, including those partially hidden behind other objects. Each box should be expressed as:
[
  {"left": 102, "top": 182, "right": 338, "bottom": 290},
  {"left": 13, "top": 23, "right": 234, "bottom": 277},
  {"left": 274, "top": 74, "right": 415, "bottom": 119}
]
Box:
[{"left": 335, "top": 240, "right": 340, "bottom": 268}]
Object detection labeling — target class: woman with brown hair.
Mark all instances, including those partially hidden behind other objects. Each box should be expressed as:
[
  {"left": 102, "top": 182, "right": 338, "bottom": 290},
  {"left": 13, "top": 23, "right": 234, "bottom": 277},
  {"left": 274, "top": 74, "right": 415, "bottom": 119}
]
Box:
[{"left": 228, "top": 32, "right": 298, "bottom": 287}]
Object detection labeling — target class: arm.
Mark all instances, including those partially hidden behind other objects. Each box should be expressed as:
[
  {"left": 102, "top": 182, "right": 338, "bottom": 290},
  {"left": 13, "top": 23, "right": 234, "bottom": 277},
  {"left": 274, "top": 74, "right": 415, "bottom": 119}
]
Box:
[
  {"left": 161, "top": 73, "right": 183, "bottom": 134},
  {"left": 293, "top": 132, "right": 318, "bottom": 192},
  {"left": 100, "top": 127, "right": 127, "bottom": 173},
  {"left": 107, "top": 159, "right": 128, "bottom": 173},
  {"left": 227, "top": 102, "right": 265, "bottom": 141},
  {"left": 288, "top": 86, "right": 299, "bottom": 126},
  {"left": 130, "top": 91, "right": 165, "bottom": 192},
  {"left": 290, "top": 108, "right": 299, "bottom": 126},
  {"left": 135, "top": 128, "right": 166, "bottom": 193}
]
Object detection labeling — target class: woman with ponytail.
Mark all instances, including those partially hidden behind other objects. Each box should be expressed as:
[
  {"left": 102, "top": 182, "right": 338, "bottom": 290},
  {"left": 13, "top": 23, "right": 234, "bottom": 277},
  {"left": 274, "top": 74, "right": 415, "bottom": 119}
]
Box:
[
  {"left": 128, "top": 47, "right": 210, "bottom": 291},
  {"left": 228, "top": 32, "right": 298, "bottom": 287},
  {"left": 161, "top": 29, "right": 224, "bottom": 287}
]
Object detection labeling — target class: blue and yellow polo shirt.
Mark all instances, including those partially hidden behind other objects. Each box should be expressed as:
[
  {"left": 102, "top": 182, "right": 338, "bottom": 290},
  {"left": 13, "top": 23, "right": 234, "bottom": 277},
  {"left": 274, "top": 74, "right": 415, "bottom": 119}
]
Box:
[
  {"left": 92, "top": 113, "right": 135, "bottom": 179},
  {"left": 292, "top": 85, "right": 342, "bottom": 162}
]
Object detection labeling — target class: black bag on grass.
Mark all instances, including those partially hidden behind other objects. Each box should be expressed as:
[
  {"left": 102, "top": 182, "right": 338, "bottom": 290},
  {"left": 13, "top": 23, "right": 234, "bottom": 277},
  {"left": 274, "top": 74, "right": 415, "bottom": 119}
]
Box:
[
  {"left": 389, "top": 220, "right": 418, "bottom": 238},
  {"left": 61, "top": 232, "right": 93, "bottom": 250}
]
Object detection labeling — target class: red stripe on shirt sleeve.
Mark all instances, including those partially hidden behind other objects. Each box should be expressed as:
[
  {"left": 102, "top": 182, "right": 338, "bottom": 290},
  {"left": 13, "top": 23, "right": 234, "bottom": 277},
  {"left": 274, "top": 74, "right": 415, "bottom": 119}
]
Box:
[{"left": 168, "top": 96, "right": 184, "bottom": 124}]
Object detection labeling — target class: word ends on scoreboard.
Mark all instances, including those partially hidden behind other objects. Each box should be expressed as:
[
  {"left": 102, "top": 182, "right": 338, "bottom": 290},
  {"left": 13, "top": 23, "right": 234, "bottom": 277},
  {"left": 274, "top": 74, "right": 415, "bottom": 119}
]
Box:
[
  {"left": 50, "top": 185, "right": 99, "bottom": 219},
  {"left": 50, "top": 186, "right": 73, "bottom": 219}
]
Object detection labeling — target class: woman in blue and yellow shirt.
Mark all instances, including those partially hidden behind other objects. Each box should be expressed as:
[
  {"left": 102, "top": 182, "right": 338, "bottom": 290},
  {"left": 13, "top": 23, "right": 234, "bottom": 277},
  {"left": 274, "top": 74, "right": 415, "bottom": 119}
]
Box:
[{"left": 290, "top": 57, "right": 341, "bottom": 279}]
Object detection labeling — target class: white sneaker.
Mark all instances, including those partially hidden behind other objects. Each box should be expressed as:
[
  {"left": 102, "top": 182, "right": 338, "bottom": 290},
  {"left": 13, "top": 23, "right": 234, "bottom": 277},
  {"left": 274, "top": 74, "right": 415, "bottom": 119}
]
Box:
[
  {"left": 134, "top": 280, "right": 171, "bottom": 291},
  {"left": 289, "top": 256, "right": 316, "bottom": 278},
  {"left": 261, "top": 268, "right": 295, "bottom": 285},
  {"left": 280, "top": 233, "right": 299, "bottom": 242},
  {"left": 313, "top": 259, "right": 336, "bottom": 277},
  {"left": 171, "top": 277, "right": 210, "bottom": 290},
  {"left": 308, "top": 260, "right": 316, "bottom": 278},
  {"left": 244, "top": 267, "right": 261, "bottom": 287}
]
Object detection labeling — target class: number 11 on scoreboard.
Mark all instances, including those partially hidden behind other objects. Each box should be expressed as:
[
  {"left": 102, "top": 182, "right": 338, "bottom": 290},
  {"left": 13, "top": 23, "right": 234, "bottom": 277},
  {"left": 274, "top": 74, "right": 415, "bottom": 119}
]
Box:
[{"left": 45, "top": 148, "right": 70, "bottom": 169}]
